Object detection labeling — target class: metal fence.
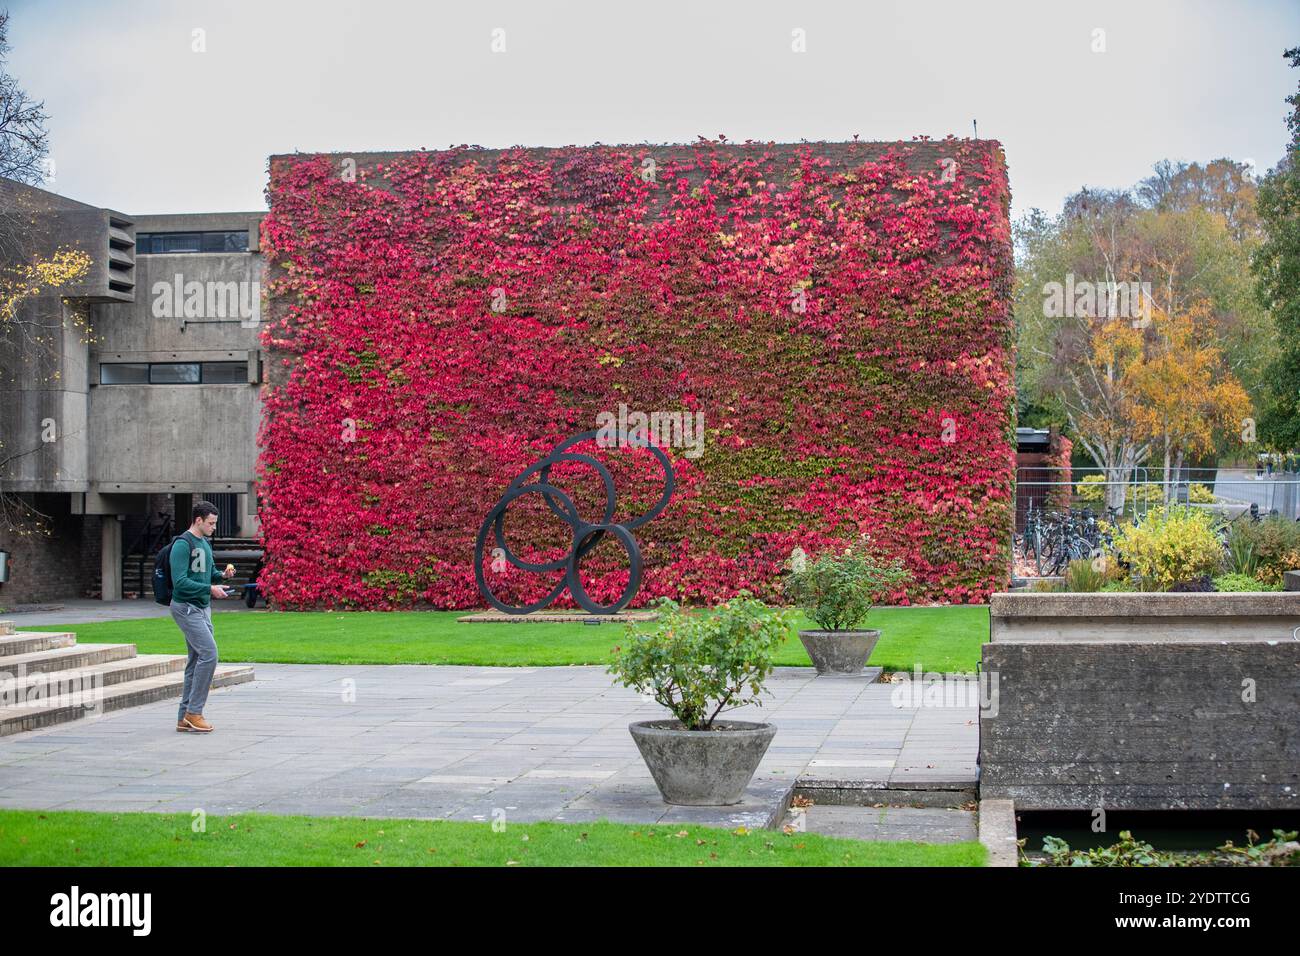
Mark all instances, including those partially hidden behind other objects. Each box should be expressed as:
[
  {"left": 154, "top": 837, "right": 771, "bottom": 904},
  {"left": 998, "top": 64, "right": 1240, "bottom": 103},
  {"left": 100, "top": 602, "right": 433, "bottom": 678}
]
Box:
[{"left": 1014, "top": 466, "right": 1300, "bottom": 533}]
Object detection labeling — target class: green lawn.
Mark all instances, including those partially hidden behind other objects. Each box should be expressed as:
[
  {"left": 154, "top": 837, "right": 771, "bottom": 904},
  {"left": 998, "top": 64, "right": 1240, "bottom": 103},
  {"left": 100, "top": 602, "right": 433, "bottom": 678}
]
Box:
[
  {"left": 26, "top": 605, "right": 987, "bottom": 672},
  {"left": 0, "top": 809, "right": 986, "bottom": 867}
]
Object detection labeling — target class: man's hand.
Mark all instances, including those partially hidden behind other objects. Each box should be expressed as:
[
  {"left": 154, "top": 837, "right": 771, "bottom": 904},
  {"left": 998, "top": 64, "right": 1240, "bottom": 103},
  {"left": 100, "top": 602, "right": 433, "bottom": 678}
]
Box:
[{"left": 210, "top": 585, "right": 229, "bottom": 599}]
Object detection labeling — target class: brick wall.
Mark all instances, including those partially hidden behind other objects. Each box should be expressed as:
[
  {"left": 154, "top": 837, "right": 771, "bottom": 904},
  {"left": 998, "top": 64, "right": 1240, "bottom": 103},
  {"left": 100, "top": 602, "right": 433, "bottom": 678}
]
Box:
[{"left": 0, "top": 494, "right": 92, "bottom": 607}]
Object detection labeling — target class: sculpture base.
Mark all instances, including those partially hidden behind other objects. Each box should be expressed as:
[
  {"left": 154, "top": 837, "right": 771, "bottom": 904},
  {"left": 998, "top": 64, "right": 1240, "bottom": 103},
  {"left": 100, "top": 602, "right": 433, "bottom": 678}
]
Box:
[{"left": 457, "top": 610, "right": 659, "bottom": 624}]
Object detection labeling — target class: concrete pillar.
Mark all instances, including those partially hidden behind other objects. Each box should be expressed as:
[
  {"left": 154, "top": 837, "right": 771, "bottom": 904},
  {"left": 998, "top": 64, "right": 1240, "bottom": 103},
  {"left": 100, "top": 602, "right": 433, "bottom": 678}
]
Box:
[
  {"left": 101, "top": 515, "right": 122, "bottom": 601},
  {"left": 242, "top": 492, "right": 260, "bottom": 537}
]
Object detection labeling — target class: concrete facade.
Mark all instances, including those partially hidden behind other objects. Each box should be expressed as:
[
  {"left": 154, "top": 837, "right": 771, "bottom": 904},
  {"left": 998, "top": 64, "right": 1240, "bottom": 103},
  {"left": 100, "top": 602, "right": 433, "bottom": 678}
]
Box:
[{"left": 1, "top": 181, "right": 265, "bottom": 606}]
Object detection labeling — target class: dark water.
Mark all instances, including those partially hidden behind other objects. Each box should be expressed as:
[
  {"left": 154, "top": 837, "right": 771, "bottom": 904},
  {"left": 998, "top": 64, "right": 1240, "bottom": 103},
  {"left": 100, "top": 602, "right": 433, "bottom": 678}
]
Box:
[{"left": 1017, "top": 810, "right": 1300, "bottom": 852}]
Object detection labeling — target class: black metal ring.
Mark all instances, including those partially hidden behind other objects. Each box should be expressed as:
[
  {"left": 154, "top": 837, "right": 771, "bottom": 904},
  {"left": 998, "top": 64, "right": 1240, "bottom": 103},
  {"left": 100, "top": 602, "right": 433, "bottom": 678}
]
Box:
[{"left": 474, "top": 430, "right": 675, "bottom": 615}]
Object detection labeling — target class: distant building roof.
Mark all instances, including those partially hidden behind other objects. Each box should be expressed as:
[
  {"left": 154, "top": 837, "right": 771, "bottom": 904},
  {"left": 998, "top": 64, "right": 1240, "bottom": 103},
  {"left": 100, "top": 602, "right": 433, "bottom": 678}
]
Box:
[{"left": 1016, "top": 427, "right": 1052, "bottom": 453}]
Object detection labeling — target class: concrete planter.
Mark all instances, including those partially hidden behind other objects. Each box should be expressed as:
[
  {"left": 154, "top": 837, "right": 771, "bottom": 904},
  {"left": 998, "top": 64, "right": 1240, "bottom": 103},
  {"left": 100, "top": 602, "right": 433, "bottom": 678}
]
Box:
[
  {"left": 797, "top": 629, "right": 880, "bottom": 674},
  {"left": 990, "top": 591, "right": 1300, "bottom": 642},
  {"left": 628, "top": 719, "right": 777, "bottom": 806},
  {"left": 981, "top": 590, "right": 1300, "bottom": 810}
]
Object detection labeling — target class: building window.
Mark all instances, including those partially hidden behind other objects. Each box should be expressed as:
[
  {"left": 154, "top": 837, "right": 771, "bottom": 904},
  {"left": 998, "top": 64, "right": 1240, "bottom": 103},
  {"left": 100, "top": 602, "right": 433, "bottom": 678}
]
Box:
[
  {"left": 99, "top": 363, "right": 149, "bottom": 384},
  {"left": 150, "top": 363, "right": 201, "bottom": 384},
  {"left": 100, "top": 361, "right": 247, "bottom": 384},
  {"left": 200, "top": 362, "right": 247, "bottom": 384},
  {"left": 136, "top": 231, "right": 248, "bottom": 254}
]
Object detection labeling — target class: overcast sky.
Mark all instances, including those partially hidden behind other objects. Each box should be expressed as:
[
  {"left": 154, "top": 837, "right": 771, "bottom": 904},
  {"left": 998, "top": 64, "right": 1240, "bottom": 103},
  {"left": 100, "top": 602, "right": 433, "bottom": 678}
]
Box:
[{"left": 6, "top": 0, "right": 1299, "bottom": 221}]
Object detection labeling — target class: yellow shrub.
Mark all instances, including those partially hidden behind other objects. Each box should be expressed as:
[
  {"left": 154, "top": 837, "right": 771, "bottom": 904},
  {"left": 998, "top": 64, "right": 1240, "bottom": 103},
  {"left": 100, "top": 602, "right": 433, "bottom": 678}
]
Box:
[
  {"left": 1075, "top": 475, "right": 1105, "bottom": 501},
  {"left": 1188, "top": 483, "right": 1215, "bottom": 504},
  {"left": 1255, "top": 548, "right": 1300, "bottom": 585},
  {"left": 1110, "top": 506, "right": 1223, "bottom": 588}
]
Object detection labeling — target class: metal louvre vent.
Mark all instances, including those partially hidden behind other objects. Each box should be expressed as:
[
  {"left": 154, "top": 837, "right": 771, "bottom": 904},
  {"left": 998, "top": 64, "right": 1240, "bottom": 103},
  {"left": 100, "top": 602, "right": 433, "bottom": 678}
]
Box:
[{"left": 107, "top": 213, "right": 135, "bottom": 295}]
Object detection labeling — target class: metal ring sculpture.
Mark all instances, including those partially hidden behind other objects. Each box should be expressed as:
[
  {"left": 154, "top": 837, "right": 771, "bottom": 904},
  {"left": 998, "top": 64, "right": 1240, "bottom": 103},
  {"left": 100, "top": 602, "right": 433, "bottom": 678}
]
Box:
[{"left": 474, "top": 429, "right": 675, "bottom": 615}]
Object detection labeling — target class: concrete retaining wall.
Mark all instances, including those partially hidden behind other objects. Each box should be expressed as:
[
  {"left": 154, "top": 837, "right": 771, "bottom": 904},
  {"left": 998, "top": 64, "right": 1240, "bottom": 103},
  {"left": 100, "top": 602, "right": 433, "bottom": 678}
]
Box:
[
  {"left": 980, "top": 593, "right": 1300, "bottom": 810},
  {"left": 990, "top": 591, "right": 1300, "bottom": 642}
]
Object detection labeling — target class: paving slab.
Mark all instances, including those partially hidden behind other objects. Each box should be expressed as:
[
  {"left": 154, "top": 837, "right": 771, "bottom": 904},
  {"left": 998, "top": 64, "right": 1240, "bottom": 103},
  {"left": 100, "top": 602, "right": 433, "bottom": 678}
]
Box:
[
  {"left": 0, "top": 663, "right": 977, "bottom": 831},
  {"left": 791, "top": 805, "right": 979, "bottom": 843}
]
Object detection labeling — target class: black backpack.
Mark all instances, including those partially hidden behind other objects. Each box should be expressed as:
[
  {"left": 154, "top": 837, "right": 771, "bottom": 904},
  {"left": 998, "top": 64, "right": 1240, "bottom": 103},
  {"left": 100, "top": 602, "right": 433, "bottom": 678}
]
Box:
[{"left": 152, "top": 533, "right": 190, "bottom": 606}]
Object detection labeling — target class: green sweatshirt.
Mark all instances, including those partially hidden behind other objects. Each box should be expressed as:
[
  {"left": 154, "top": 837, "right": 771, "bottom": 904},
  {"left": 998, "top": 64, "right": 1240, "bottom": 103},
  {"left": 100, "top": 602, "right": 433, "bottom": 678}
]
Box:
[{"left": 169, "top": 530, "right": 226, "bottom": 608}]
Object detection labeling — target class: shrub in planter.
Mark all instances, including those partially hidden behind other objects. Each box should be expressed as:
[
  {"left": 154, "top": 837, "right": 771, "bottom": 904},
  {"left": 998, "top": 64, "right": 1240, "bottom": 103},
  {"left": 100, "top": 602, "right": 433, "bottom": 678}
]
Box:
[
  {"left": 1110, "top": 506, "right": 1223, "bottom": 590},
  {"left": 1029, "top": 579, "right": 1064, "bottom": 592},
  {"left": 1063, "top": 556, "right": 1121, "bottom": 592},
  {"left": 1168, "top": 574, "right": 1215, "bottom": 592},
  {"left": 1212, "top": 572, "right": 1277, "bottom": 592},
  {"left": 609, "top": 596, "right": 792, "bottom": 805},
  {"left": 1227, "top": 517, "right": 1300, "bottom": 584},
  {"left": 1225, "top": 529, "right": 1259, "bottom": 577},
  {"left": 784, "top": 545, "right": 911, "bottom": 674}
]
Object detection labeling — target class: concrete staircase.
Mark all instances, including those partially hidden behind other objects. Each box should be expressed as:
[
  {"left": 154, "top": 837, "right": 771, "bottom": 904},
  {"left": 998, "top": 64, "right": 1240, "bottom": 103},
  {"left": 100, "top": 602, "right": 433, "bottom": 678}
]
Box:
[{"left": 0, "top": 619, "right": 254, "bottom": 737}]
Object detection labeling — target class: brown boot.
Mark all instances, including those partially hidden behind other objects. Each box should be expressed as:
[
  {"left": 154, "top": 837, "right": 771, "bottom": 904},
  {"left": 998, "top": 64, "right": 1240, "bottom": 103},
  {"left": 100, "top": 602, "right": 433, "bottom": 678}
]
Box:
[{"left": 182, "top": 712, "right": 214, "bottom": 733}]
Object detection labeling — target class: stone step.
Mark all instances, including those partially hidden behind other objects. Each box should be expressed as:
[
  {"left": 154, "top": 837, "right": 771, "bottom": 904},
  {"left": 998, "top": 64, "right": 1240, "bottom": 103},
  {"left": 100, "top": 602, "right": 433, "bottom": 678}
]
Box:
[
  {"left": 783, "top": 804, "right": 979, "bottom": 844},
  {"left": 0, "top": 653, "right": 186, "bottom": 695},
  {"left": 0, "top": 664, "right": 256, "bottom": 737},
  {"left": 0, "top": 631, "right": 77, "bottom": 658},
  {"left": 0, "top": 642, "right": 138, "bottom": 676}
]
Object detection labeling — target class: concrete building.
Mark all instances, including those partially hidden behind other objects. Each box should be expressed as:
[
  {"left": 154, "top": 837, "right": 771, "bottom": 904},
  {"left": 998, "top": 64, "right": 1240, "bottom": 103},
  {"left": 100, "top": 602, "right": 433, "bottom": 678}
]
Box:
[{"left": 0, "top": 179, "right": 265, "bottom": 606}]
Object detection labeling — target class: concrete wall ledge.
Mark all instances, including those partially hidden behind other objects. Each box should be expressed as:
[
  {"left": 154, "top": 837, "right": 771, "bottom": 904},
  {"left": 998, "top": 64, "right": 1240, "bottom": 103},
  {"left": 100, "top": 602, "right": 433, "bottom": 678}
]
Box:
[
  {"left": 991, "top": 591, "right": 1300, "bottom": 643},
  {"left": 992, "top": 591, "right": 1300, "bottom": 618}
]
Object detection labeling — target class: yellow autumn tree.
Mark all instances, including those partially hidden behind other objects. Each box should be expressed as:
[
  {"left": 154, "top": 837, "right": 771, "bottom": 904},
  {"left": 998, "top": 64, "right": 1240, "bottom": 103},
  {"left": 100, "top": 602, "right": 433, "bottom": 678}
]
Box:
[
  {"left": 0, "top": 246, "right": 91, "bottom": 323},
  {"left": 1129, "top": 301, "right": 1251, "bottom": 499}
]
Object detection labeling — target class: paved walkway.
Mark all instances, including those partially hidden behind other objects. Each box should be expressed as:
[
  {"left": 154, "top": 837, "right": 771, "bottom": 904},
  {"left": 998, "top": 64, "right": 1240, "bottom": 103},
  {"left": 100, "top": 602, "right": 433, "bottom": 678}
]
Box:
[
  {"left": 0, "top": 598, "right": 264, "bottom": 626},
  {"left": 0, "top": 664, "right": 978, "bottom": 829}
]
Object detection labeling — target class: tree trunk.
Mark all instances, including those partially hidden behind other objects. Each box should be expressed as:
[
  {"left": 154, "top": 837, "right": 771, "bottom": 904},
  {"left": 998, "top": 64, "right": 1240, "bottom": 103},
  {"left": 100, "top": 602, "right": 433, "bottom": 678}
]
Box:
[{"left": 1170, "top": 434, "right": 1180, "bottom": 504}]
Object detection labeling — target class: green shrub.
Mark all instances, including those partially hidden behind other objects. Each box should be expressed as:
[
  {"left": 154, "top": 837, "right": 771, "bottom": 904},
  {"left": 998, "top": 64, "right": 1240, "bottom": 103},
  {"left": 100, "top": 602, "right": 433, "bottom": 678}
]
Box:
[
  {"left": 1227, "top": 516, "right": 1300, "bottom": 584},
  {"left": 1110, "top": 506, "right": 1224, "bottom": 589},
  {"left": 1099, "top": 579, "right": 1137, "bottom": 592},
  {"left": 1212, "top": 573, "right": 1274, "bottom": 592},
  {"left": 1026, "top": 829, "right": 1300, "bottom": 867},
  {"left": 1188, "top": 483, "right": 1215, "bottom": 504},
  {"left": 784, "top": 545, "right": 911, "bottom": 631},
  {"left": 607, "top": 596, "right": 791, "bottom": 731},
  {"left": 1063, "top": 556, "right": 1119, "bottom": 592},
  {"left": 1226, "top": 530, "right": 1259, "bottom": 577}
]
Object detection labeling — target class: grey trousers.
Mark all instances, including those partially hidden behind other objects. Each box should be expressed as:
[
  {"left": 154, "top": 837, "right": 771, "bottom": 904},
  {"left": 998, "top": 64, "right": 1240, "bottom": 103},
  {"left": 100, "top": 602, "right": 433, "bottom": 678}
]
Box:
[{"left": 170, "top": 599, "right": 218, "bottom": 720}]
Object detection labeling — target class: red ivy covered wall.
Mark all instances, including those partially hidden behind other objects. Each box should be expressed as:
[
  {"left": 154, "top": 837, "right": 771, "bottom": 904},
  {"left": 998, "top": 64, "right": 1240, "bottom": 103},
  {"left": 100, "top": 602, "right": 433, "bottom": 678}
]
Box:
[{"left": 258, "top": 139, "right": 1015, "bottom": 610}]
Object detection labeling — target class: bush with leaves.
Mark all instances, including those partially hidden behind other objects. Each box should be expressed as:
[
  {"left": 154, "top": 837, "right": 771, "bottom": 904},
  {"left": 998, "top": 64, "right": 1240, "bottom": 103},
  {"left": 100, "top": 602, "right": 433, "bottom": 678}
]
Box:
[
  {"left": 1110, "top": 505, "right": 1224, "bottom": 589},
  {"left": 1063, "top": 556, "right": 1121, "bottom": 592},
  {"left": 607, "top": 596, "right": 791, "bottom": 731},
  {"left": 784, "top": 545, "right": 912, "bottom": 632},
  {"left": 1024, "top": 829, "right": 1299, "bottom": 867},
  {"left": 1212, "top": 572, "right": 1276, "bottom": 592},
  {"left": 1075, "top": 474, "right": 1106, "bottom": 502},
  {"left": 1227, "top": 516, "right": 1300, "bottom": 584}
]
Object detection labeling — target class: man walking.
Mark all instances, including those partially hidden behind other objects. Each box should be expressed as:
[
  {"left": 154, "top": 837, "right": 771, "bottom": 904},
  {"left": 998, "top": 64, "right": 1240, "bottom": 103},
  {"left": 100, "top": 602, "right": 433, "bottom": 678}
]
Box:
[{"left": 170, "top": 500, "right": 235, "bottom": 733}]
